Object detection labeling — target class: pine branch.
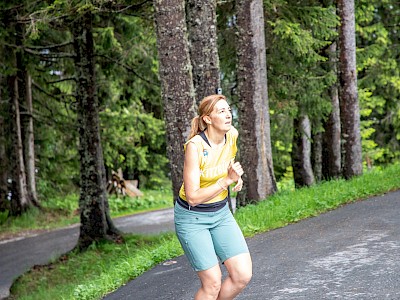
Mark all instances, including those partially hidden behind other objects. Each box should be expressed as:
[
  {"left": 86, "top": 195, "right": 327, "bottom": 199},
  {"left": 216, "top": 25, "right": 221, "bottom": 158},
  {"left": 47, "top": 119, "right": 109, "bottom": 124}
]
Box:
[
  {"left": 26, "top": 41, "right": 73, "bottom": 50},
  {"left": 25, "top": 48, "right": 75, "bottom": 58},
  {"left": 0, "top": 4, "right": 24, "bottom": 12},
  {"left": 96, "top": 54, "right": 156, "bottom": 85},
  {"left": 46, "top": 77, "right": 76, "bottom": 84},
  {"left": 32, "top": 82, "right": 77, "bottom": 130},
  {"left": 98, "top": 1, "right": 152, "bottom": 14},
  {"left": 32, "top": 81, "right": 74, "bottom": 103}
]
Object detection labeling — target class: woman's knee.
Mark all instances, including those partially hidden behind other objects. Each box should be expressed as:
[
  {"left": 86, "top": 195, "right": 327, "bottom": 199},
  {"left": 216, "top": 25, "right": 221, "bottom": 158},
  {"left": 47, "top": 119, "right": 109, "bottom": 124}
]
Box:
[
  {"left": 233, "top": 267, "right": 252, "bottom": 288},
  {"left": 198, "top": 265, "right": 222, "bottom": 295},
  {"left": 225, "top": 253, "right": 253, "bottom": 288},
  {"left": 204, "top": 277, "right": 222, "bottom": 295}
]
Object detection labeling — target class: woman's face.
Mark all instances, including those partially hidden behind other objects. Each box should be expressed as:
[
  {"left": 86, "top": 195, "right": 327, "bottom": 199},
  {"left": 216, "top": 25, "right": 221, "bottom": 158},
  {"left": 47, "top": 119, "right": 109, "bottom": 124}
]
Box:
[{"left": 206, "top": 99, "right": 232, "bottom": 132}]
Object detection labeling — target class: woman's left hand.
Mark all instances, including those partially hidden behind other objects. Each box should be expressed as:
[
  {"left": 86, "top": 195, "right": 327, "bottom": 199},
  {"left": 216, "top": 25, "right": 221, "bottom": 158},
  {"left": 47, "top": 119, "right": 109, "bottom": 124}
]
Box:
[{"left": 232, "top": 177, "right": 243, "bottom": 192}]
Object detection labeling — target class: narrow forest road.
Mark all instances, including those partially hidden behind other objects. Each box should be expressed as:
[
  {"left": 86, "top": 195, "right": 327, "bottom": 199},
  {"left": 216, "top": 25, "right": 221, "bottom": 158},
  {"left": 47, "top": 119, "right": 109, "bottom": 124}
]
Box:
[
  {"left": 0, "top": 208, "right": 174, "bottom": 299},
  {"left": 104, "top": 190, "right": 400, "bottom": 300}
]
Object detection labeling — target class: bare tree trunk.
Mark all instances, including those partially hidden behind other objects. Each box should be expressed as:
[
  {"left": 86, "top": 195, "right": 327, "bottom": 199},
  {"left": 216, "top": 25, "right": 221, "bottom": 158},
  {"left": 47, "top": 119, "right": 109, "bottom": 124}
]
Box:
[
  {"left": 72, "top": 12, "right": 121, "bottom": 250},
  {"left": 99, "top": 134, "right": 121, "bottom": 236},
  {"left": 312, "top": 131, "right": 323, "bottom": 182},
  {"left": 8, "top": 75, "right": 31, "bottom": 215},
  {"left": 236, "top": 0, "right": 277, "bottom": 205},
  {"left": 154, "top": 0, "right": 197, "bottom": 199},
  {"left": 338, "top": 0, "right": 362, "bottom": 178},
  {"left": 186, "top": 0, "right": 220, "bottom": 102},
  {"left": 18, "top": 69, "right": 39, "bottom": 205},
  {"left": 323, "top": 41, "right": 341, "bottom": 179},
  {"left": 292, "top": 114, "right": 315, "bottom": 187}
]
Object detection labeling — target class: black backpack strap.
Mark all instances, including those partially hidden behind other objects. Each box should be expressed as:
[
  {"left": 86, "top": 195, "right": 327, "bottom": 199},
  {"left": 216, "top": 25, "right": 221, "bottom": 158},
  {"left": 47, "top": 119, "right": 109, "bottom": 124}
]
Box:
[
  {"left": 199, "top": 131, "right": 211, "bottom": 147},
  {"left": 227, "top": 186, "right": 233, "bottom": 213}
]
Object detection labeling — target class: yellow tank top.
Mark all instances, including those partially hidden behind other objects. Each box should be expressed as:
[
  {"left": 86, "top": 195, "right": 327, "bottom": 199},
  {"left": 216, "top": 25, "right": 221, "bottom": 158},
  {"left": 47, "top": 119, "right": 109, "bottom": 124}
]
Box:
[{"left": 179, "top": 127, "right": 238, "bottom": 204}]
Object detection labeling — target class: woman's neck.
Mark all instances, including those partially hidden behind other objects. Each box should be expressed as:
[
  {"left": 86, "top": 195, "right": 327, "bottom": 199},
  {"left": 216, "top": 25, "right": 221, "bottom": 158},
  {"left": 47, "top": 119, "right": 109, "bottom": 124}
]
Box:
[{"left": 205, "top": 128, "right": 225, "bottom": 148}]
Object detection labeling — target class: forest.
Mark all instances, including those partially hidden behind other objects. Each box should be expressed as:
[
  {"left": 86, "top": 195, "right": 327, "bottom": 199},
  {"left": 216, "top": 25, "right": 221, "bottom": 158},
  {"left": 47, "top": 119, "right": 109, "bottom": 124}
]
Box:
[{"left": 0, "top": 0, "right": 399, "bottom": 249}]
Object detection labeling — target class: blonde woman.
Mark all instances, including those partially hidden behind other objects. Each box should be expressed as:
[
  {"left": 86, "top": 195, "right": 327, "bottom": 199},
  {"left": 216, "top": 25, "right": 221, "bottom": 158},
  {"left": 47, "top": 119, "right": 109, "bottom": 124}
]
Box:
[{"left": 174, "top": 94, "right": 252, "bottom": 300}]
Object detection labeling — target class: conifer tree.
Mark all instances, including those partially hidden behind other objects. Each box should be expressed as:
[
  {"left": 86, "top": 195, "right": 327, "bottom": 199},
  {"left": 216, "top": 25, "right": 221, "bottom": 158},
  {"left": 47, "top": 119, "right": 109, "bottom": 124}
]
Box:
[
  {"left": 338, "top": 0, "right": 363, "bottom": 178},
  {"left": 154, "top": 0, "right": 197, "bottom": 199},
  {"left": 236, "top": 0, "right": 277, "bottom": 204}
]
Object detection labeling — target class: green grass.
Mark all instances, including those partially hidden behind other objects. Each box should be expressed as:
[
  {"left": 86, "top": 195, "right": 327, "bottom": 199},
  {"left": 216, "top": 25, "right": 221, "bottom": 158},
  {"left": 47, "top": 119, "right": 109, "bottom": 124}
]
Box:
[
  {"left": 8, "top": 163, "right": 400, "bottom": 300},
  {"left": 9, "top": 234, "right": 183, "bottom": 300}
]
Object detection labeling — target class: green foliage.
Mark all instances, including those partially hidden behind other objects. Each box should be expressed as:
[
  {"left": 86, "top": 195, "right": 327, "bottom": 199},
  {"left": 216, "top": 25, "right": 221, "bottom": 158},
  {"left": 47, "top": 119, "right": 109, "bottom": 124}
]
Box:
[
  {"left": 358, "top": 88, "right": 385, "bottom": 163},
  {"left": 12, "top": 2, "right": 167, "bottom": 199},
  {"left": 356, "top": 0, "right": 400, "bottom": 165},
  {"left": 95, "top": 14, "right": 166, "bottom": 188},
  {"left": 42, "top": 194, "right": 79, "bottom": 212},
  {"left": 107, "top": 189, "right": 173, "bottom": 214},
  {"left": 100, "top": 106, "right": 168, "bottom": 187},
  {"left": 268, "top": 19, "right": 329, "bottom": 63},
  {"left": 263, "top": 1, "right": 339, "bottom": 179},
  {"left": 0, "top": 194, "right": 80, "bottom": 235}
]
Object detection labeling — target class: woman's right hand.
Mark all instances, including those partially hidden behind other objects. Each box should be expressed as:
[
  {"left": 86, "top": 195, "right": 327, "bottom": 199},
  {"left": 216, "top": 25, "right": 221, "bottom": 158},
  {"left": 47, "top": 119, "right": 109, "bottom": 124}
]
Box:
[{"left": 227, "top": 160, "right": 244, "bottom": 183}]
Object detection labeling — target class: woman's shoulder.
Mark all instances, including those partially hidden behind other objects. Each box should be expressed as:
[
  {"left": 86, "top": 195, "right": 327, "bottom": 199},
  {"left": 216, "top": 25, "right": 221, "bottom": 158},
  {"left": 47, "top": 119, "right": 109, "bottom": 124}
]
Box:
[
  {"left": 186, "top": 134, "right": 204, "bottom": 145},
  {"left": 184, "top": 134, "right": 205, "bottom": 151}
]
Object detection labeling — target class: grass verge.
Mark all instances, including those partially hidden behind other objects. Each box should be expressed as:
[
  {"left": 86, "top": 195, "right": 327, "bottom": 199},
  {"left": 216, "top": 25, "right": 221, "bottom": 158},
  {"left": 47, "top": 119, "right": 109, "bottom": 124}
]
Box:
[{"left": 9, "top": 164, "right": 400, "bottom": 300}]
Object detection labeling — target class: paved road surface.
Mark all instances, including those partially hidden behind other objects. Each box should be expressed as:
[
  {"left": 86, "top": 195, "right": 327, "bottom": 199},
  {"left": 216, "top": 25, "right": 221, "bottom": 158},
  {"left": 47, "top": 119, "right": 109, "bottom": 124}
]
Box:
[
  {"left": 104, "top": 190, "right": 400, "bottom": 300},
  {"left": 0, "top": 208, "right": 174, "bottom": 299}
]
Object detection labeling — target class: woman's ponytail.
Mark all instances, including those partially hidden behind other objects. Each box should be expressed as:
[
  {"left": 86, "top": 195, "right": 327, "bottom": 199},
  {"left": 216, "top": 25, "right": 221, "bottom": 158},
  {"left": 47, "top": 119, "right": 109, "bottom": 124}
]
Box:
[
  {"left": 188, "top": 115, "right": 208, "bottom": 140},
  {"left": 188, "top": 116, "right": 200, "bottom": 140}
]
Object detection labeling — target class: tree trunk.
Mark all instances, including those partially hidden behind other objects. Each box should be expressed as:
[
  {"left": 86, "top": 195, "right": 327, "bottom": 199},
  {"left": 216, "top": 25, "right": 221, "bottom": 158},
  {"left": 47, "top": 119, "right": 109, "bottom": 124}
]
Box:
[
  {"left": 322, "top": 41, "right": 342, "bottom": 179},
  {"left": 236, "top": 0, "right": 277, "bottom": 205},
  {"left": 8, "top": 75, "right": 31, "bottom": 215},
  {"left": 186, "top": 0, "right": 220, "bottom": 102},
  {"left": 154, "top": 0, "right": 197, "bottom": 199},
  {"left": 292, "top": 114, "right": 315, "bottom": 188},
  {"left": 312, "top": 131, "right": 323, "bottom": 182},
  {"left": 17, "top": 58, "right": 39, "bottom": 206},
  {"left": 338, "top": 0, "right": 363, "bottom": 178},
  {"left": 72, "top": 12, "right": 121, "bottom": 250}
]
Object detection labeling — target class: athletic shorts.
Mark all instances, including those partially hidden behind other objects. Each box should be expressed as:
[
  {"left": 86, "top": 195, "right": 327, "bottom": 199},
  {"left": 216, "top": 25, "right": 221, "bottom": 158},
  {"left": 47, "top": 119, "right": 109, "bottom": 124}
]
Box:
[{"left": 174, "top": 201, "right": 249, "bottom": 272}]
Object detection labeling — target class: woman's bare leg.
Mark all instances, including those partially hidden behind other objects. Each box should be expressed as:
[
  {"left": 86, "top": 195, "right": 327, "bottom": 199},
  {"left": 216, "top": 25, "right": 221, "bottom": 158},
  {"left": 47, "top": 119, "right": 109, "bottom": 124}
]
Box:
[
  {"left": 195, "top": 264, "right": 222, "bottom": 300},
  {"left": 217, "top": 253, "right": 252, "bottom": 300}
]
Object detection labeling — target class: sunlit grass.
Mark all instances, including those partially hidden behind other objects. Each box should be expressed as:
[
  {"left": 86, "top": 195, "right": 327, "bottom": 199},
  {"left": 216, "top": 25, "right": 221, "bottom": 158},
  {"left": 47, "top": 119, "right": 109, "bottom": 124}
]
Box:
[
  {"left": 9, "top": 234, "right": 183, "bottom": 300},
  {"left": 8, "top": 163, "right": 400, "bottom": 300}
]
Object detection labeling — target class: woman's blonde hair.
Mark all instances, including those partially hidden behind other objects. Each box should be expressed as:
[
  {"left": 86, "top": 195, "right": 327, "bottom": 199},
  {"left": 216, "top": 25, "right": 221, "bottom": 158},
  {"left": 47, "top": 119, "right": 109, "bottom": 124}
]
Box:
[{"left": 187, "top": 94, "right": 226, "bottom": 140}]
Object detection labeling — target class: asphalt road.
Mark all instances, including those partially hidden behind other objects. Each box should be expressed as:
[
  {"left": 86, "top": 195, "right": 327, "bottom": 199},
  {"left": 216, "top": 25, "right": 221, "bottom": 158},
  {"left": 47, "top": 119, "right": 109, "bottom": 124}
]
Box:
[
  {"left": 104, "top": 190, "right": 400, "bottom": 300},
  {"left": 0, "top": 208, "right": 175, "bottom": 299}
]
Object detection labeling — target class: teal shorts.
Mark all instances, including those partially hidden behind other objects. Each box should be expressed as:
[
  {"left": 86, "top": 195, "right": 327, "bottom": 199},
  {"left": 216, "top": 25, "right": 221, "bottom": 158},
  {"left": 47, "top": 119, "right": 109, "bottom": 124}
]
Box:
[{"left": 174, "top": 201, "right": 249, "bottom": 272}]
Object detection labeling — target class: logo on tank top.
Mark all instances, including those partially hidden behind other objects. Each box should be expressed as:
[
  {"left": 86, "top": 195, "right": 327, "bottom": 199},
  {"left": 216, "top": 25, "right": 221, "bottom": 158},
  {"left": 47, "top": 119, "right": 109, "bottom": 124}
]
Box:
[{"left": 203, "top": 149, "right": 208, "bottom": 157}]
